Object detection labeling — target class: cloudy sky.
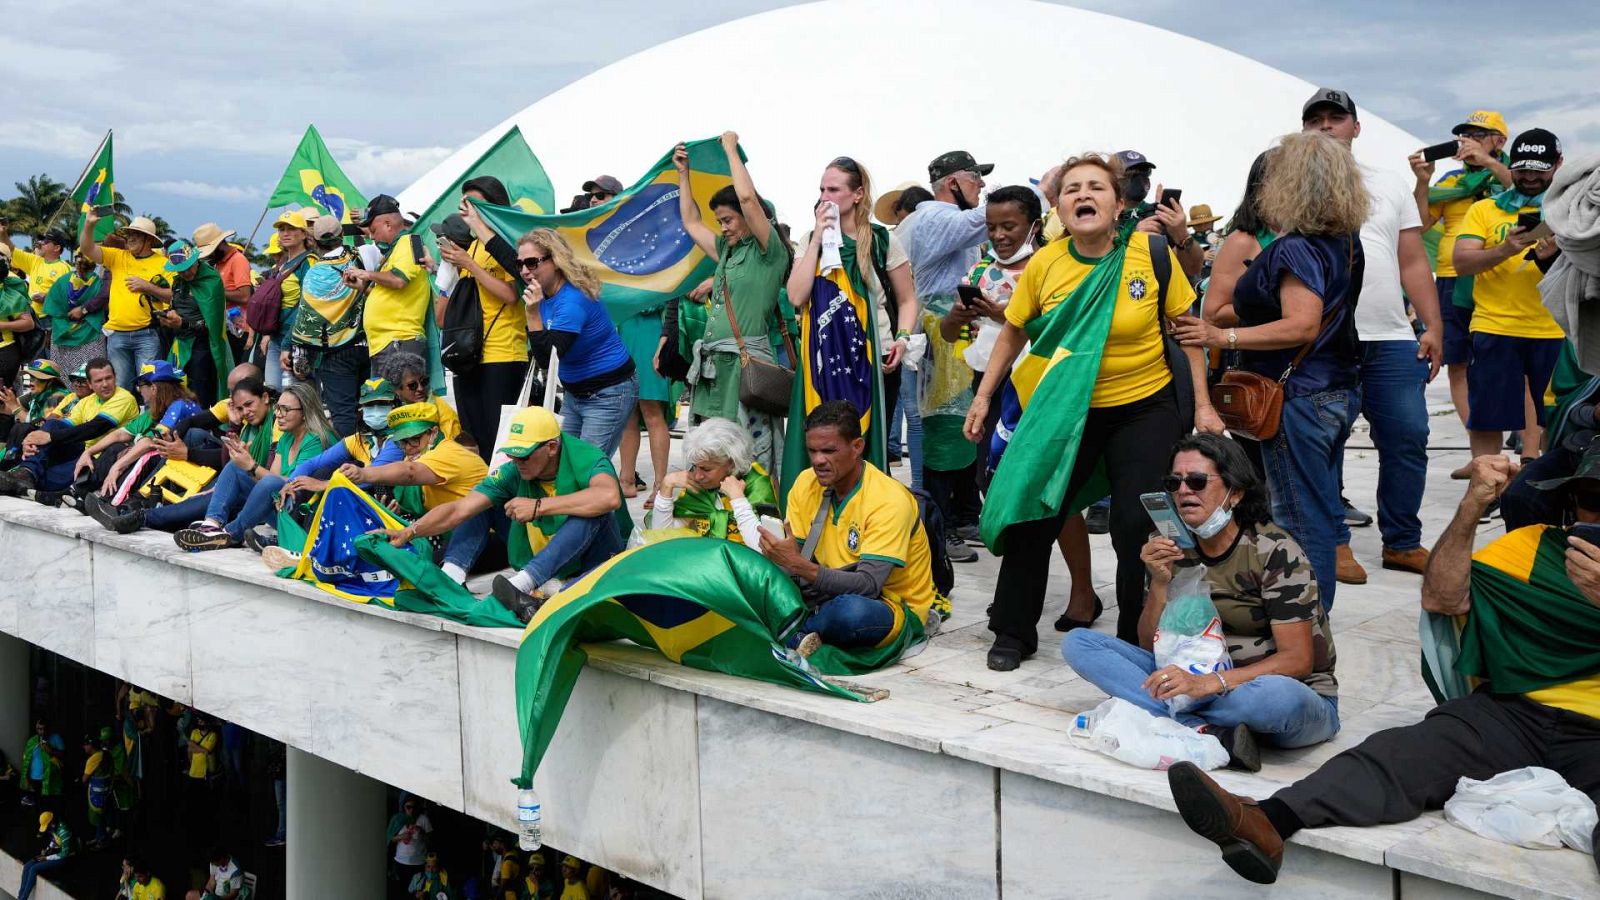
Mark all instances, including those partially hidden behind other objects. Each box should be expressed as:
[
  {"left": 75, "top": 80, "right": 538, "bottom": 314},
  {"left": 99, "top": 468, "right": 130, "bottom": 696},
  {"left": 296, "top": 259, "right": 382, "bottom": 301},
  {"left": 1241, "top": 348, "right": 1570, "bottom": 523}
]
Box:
[{"left": 3, "top": 0, "right": 1595, "bottom": 238}]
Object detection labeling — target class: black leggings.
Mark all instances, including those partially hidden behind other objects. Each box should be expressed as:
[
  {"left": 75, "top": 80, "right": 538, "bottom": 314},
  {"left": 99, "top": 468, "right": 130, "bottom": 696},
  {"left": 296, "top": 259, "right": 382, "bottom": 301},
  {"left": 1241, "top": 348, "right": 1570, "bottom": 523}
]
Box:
[
  {"left": 454, "top": 360, "right": 529, "bottom": 462},
  {"left": 989, "top": 383, "right": 1185, "bottom": 650}
]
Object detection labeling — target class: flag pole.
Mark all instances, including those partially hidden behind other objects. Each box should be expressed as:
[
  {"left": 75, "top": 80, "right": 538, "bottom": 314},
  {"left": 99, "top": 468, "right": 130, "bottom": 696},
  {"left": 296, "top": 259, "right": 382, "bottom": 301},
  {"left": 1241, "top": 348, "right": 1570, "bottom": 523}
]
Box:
[
  {"left": 38, "top": 129, "right": 110, "bottom": 238},
  {"left": 243, "top": 205, "right": 272, "bottom": 251}
]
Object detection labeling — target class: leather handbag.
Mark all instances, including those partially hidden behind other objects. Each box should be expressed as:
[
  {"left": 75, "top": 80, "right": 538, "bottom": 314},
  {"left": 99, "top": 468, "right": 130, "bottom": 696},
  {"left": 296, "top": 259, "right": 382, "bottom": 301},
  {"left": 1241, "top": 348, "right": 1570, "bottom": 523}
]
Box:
[
  {"left": 1209, "top": 310, "right": 1335, "bottom": 441},
  {"left": 722, "top": 278, "right": 798, "bottom": 417}
]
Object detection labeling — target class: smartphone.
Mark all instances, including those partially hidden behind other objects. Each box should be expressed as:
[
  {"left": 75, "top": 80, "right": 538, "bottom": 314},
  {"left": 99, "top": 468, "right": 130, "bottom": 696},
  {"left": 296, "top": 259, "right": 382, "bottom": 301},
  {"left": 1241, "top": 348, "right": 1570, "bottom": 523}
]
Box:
[
  {"left": 956, "top": 283, "right": 984, "bottom": 308},
  {"left": 1421, "top": 140, "right": 1459, "bottom": 163},
  {"left": 1516, "top": 211, "right": 1542, "bottom": 232},
  {"left": 1139, "top": 491, "right": 1196, "bottom": 550},
  {"left": 91, "top": 204, "right": 116, "bottom": 217},
  {"left": 1159, "top": 188, "right": 1182, "bottom": 209},
  {"left": 758, "top": 514, "right": 787, "bottom": 542},
  {"left": 1568, "top": 523, "right": 1600, "bottom": 547},
  {"left": 1527, "top": 221, "right": 1554, "bottom": 242}
]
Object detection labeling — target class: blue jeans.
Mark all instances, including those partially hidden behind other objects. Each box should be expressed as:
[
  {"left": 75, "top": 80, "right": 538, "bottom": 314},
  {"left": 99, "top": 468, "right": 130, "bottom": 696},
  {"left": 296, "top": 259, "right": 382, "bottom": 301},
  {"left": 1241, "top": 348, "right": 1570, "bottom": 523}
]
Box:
[
  {"left": 788, "top": 593, "right": 895, "bottom": 649},
  {"left": 1062, "top": 630, "right": 1341, "bottom": 748},
  {"left": 562, "top": 374, "right": 638, "bottom": 458},
  {"left": 145, "top": 491, "right": 213, "bottom": 531},
  {"left": 17, "top": 420, "right": 85, "bottom": 491},
  {"left": 18, "top": 856, "right": 66, "bottom": 900},
  {"left": 900, "top": 371, "right": 923, "bottom": 492},
  {"left": 1338, "top": 341, "right": 1429, "bottom": 551},
  {"left": 444, "top": 508, "right": 624, "bottom": 586},
  {"left": 1263, "top": 387, "right": 1359, "bottom": 610},
  {"left": 106, "top": 327, "right": 162, "bottom": 392},
  {"left": 313, "top": 341, "right": 369, "bottom": 437},
  {"left": 203, "top": 464, "right": 286, "bottom": 540}
]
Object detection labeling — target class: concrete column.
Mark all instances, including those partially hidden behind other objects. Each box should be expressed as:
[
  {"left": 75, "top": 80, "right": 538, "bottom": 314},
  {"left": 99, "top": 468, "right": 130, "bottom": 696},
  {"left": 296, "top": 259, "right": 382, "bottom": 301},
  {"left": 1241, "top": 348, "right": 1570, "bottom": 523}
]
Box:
[
  {"left": 287, "top": 747, "right": 387, "bottom": 898},
  {"left": 0, "top": 633, "right": 29, "bottom": 765}
]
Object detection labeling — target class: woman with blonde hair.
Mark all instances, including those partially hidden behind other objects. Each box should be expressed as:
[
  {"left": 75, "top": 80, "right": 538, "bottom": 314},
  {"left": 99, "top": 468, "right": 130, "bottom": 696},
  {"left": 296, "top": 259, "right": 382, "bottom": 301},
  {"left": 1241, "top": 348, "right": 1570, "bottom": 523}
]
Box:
[
  {"left": 783, "top": 156, "right": 918, "bottom": 489},
  {"left": 516, "top": 228, "right": 638, "bottom": 457},
  {"left": 1173, "top": 130, "right": 1369, "bottom": 609}
]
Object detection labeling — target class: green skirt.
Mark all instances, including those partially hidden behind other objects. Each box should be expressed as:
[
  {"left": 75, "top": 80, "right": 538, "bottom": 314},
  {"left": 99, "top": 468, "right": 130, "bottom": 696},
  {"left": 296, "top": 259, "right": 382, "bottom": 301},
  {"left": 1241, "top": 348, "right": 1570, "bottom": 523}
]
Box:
[{"left": 618, "top": 310, "right": 674, "bottom": 403}]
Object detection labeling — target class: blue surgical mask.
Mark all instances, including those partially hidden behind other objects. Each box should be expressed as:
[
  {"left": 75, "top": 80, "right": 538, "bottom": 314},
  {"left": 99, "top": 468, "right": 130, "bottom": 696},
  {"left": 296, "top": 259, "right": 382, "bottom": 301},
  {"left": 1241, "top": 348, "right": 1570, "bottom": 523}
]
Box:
[
  {"left": 1192, "top": 502, "right": 1234, "bottom": 539},
  {"left": 362, "top": 406, "right": 391, "bottom": 431}
]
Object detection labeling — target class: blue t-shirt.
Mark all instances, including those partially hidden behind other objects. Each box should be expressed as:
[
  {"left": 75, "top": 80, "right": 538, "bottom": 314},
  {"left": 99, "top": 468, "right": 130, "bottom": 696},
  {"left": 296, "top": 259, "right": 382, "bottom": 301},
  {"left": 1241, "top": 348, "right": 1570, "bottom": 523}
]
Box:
[
  {"left": 29, "top": 734, "right": 63, "bottom": 780},
  {"left": 1233, "top": 232, "right": 1364, "bottom": 398},
  {"left": 541, "top": 282, "right": 631, "bottom": 385}
]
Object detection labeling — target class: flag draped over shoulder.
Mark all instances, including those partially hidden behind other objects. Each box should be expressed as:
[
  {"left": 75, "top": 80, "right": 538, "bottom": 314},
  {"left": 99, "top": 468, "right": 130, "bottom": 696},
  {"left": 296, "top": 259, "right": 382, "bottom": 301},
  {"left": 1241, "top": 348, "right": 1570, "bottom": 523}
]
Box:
[
  {"left": 268, "top": 125, "right": 369, "bottom": 223},
  {"left": 978, "top": 236, "right": 1122, "bottom": 553},
  {"left": 1459, "top": 526, "right": 1600, "bottom": 693},
  {"left": 780, "top": 239, "right": 887, "bottom": 501},
  {"left": 275, "top": 473, "right": 422, "bottom": 603},
  {"left": 407, "top": 126, "right": 556, "bottom": 241},
  {"left": 68, "top": 131, "right": 117, "bottom": 241},
  {"left": 468, "top": 137, "right": 735, "bottom": 321},
  {"left": 508, "top": 536, "right": 908, "bottom": 787}
]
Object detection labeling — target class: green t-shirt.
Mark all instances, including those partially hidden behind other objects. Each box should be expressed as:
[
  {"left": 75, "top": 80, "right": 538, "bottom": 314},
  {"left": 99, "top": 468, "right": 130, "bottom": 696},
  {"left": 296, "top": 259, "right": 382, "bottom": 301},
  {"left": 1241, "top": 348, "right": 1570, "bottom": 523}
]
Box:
[
  {"left": 276, "top": 431, "right": 326, "bottom": 473},
  {"left": 704, "top": 232, "right": 788, "bottom": 343}
]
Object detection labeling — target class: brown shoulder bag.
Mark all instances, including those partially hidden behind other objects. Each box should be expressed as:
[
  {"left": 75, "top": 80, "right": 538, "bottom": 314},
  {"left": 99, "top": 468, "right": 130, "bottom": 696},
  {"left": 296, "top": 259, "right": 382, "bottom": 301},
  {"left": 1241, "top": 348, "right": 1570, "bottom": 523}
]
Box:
[{"left": 722, "top": 277, "right": 799, "bottom": 417}]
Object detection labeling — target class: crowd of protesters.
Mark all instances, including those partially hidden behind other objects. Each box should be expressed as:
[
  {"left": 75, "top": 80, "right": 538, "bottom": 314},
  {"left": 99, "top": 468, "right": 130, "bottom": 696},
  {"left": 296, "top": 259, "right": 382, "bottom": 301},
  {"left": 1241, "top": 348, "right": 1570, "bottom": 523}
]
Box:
[{"left": 1, "top": 85, "right": 1597, "bottom": 887}]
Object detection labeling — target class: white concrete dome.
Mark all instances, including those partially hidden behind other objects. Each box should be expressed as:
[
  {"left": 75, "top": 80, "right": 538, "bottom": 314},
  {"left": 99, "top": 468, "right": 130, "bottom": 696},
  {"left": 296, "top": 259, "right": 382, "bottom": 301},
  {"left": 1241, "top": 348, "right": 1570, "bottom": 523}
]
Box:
[{"left": 400, "top": 0, "right": 1424, "bottom": 225}]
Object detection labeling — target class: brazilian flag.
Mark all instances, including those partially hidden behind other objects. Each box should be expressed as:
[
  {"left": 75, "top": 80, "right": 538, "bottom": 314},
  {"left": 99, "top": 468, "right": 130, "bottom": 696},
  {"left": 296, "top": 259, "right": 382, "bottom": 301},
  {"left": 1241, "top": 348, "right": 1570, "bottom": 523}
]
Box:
[
  {"left": 468, "top": 136, "right": 737, "bottom": 321},
  {"left": 268, "top": 125, "right": 368, "bottom": 223},
  {"left": 979, "top": 232, "right": 1125, "bottom": 553}
]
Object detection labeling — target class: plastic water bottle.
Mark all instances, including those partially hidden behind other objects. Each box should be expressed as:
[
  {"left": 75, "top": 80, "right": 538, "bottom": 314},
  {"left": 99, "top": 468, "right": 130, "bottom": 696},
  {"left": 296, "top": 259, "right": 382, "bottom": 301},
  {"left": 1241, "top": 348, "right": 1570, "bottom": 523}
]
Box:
[
  {"left": 1069, "top": 709, "right": 1101, "bottom": 739},
  {"left": 516, "top": 788, "right": 542, "bottom": 851}
]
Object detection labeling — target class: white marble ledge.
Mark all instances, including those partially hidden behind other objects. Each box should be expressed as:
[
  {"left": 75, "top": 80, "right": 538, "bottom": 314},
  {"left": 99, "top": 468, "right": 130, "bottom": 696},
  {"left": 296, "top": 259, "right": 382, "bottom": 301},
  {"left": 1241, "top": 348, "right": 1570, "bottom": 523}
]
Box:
[
  {"left": 0, "top": 496, "right": 103, "bottom": 537},
  {"left": 1385, "top": 820, "right": 1600, "bottom": 900},
  {"left": 941, "top": 718, "right": 1442, "bottom": 868}
]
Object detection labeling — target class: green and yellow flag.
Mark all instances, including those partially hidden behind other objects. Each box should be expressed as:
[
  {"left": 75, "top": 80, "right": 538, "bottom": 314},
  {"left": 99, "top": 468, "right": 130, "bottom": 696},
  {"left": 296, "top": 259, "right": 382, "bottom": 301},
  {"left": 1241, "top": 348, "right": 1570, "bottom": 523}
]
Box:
[
  {"left": 407, "top": 126, "right": 555, "bottom": 242},
  {"left": 978, "top": 234, "right": 1124, "bottom": 553},
  {"left": 68, "top": 130, "right": 117, "bottom": 241},
  {"left": 468, "top": 136, "right": 738, "bottom": 320},
  {"left": 268, "top": 125, "right": 369, "bottom": 223}
]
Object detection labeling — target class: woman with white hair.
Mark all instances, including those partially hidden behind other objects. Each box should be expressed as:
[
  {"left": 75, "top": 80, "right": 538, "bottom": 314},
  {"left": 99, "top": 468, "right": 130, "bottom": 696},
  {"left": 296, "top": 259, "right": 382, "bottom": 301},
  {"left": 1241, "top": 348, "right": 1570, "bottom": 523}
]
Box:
[{"left": 647, "top": 417, "right": 778, "bottom": 550}]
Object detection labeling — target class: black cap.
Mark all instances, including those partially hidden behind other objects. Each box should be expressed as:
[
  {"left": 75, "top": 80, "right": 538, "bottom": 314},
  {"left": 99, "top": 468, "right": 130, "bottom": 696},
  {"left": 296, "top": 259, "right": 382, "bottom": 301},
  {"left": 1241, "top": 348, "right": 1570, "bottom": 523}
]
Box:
[
  {"left": 1508, "top": 128, "right": 1562, "bottom": 172},
  {"left": 1532, "top": 439, "right": 1600, "bottom": 491},
  {"left": 581, "top": 175, "right": 624, "bottom": 196},
  {"left": 38, "top": 230, "right": 71, "bottom": 247},
  {"left": 358, "top": 194, "right": 402, "bottom": 227},
  {"left": 927, "top": 150, "right": 994, "bottom": 184},
  {"left": 1115, "top": 150, "right": 1156, "bottom": 172},
  {"left": 430, "top": 213, "right": 473, "bottom": 248},
  {"left": 1302, "top": 87, "right": 1358, "bottom": 121}
]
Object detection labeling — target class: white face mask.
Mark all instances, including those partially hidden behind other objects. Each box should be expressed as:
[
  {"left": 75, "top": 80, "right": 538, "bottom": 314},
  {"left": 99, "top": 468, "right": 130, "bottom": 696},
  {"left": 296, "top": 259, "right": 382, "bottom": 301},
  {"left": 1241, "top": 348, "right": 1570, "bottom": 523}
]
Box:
[
  {"left": 1192, "top": 500, "right": 1234, "bottom": 539},
  {"left": 992, "top": 225, "right": 1039, "bottom": 265},
  {"left": 362, "top": 407, "right": 392, "bottom": 431}
]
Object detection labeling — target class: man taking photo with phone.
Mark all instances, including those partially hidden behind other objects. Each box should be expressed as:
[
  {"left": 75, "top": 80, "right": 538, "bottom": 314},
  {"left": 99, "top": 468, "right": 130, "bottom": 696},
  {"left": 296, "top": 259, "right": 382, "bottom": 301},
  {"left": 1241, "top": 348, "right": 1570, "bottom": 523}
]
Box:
[
  {"left": 1410, "top": 111, "right": 1513, "bottom": 445},
  {"left": 1451, "top": 128, "right": 1564, "bottom": 474}
]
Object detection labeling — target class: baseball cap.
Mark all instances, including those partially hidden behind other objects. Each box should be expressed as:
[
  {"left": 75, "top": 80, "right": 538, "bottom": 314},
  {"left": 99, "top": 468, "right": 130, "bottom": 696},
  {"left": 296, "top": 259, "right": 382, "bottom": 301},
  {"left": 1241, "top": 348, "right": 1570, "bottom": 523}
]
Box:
[
  {"left": 1301, "top": 87, "right": 1358, "bottom": 121},
  {"left": 1453, "top": 110, "right": 1508, "bottom": 137},
  {"left": 273, "top": 210, "right": 310, "bottom": 231},
  {"left": 163, "top": 239, "right": 202, "bottom": 273},
  {"left": 1531, "top": 439, "right": 1600, "bottom": 491},
  {"left": 39, "top": 811, "right": 53, "bottom": 833},
  {"left": 136, "top": 360, "right": 185, "bottom": 385},
  {"left": 562, "top": 855, "right": 581, "bottom": 868},
  {"left": 358, "top": 378, "right": 396, "bottom": 405},
  {"left": 70, "top": 363, "right": 90, "bottom": 381},
  {"left": 264, "top": 232, "right": 282, "bottom": 256},
  {"left": 499, "top": 407, "right": 561, "bottom": 458},
  {"left": 358, "top": 194, "right": 402, "bottom": 227},
  {"left": 38, "top": 230, "right": 71, "bottom": 247},
  {"left": 581, "top": 175, "right": 624, "bottom": 196},
  {"left": 1508, "top": 128, "right": 1562, "bottom": 172},
  {"left": 430, "top": 213, "right": 473, "bottom": 248},
  {"left": 386, "top": 402, "right": 440, "bottom": 440},
  {"left": 24, "top": 359, "right": 60, "bottom": 381},
  {"left": 528, "top": 852, "right": 546, "bottom": 866},
  {"left": 308, "top": 214, "right": 342, "bottom": 242},
  {"left": 927, "top": 150, "right": 994, "bottom": 184},
  {"left": 1114, "top": 150, "right": 1156, "bottom": 172}
]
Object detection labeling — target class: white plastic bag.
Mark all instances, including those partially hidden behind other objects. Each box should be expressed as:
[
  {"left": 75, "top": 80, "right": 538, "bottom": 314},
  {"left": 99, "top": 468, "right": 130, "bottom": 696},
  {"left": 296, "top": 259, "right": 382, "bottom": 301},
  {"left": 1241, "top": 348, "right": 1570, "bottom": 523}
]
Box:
[
  {"left": 1152, "top": 567, "right": 1233, "bottom": 714},
  {"left": 1075, "top": 698, "right": 1229, "bottom": 771},
  {"left": 1443, "top": 766, "right": 1598, "bottom": 852}
]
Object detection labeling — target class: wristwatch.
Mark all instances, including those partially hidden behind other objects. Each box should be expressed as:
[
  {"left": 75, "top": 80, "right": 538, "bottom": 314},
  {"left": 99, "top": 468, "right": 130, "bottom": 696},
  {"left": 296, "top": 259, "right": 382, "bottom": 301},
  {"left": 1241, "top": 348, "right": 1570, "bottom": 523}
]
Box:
[{"left": 1227, "top": 328, "right": 1238, "bottom": 350}]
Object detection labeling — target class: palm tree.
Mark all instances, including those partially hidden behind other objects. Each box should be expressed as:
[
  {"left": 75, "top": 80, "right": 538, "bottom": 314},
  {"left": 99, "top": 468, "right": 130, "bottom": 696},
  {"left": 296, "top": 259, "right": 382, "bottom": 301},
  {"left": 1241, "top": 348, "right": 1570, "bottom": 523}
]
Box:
[
  {"left": 140, "top": 213, "right": 175, "bottom": 244},
  {"left": 2, "top": 174, "right": 70, "bottom": 235}
]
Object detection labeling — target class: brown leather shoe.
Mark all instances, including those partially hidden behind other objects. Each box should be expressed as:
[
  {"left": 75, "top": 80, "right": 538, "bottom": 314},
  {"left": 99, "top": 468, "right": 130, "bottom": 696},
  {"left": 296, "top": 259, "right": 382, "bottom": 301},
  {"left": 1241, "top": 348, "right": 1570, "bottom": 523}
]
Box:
[
  {"left": 1168, "top": 761, "right": 1283, "bottom": 884},
  {"left": 1381, "top": 546, "right": 1429, "bottom": 575},
  {"left": 1335, "top": 544, "right": 1367, "bottom": 585}
]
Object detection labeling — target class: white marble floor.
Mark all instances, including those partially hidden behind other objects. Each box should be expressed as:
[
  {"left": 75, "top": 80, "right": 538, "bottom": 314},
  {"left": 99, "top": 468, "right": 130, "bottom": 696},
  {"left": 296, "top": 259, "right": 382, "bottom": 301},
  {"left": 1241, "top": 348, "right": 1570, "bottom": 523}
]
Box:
[{"left": 611, "top": 380, "right": 1495, "bottom": 782}]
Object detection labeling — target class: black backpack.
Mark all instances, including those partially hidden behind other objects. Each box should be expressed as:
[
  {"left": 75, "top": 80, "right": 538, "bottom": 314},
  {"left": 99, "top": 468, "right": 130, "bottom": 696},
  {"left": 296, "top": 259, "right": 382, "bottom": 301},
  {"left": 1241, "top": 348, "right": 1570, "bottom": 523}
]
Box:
[
  {"left": 440, "top": 241, "right": 510, "bottom": 376},
  {"left": 910, "top": 486, "right": 954, "bottom": 598}
]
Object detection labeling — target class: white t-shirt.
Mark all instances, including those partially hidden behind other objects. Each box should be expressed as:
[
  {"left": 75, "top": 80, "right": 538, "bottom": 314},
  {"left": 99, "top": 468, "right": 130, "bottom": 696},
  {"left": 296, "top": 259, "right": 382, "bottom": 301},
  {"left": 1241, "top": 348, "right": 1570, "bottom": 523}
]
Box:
[
  {"left": 210, "top": 860, "right": 243, "bottom": 896},
  {"left": 800, "top": 226, "right": 911, "bottom": 350},
  {"left": 1354, "top": 163, "right": 1424, "bottom": 342},
  {"left": 393, "top": 813, "right": 433, "bottom": 865}
]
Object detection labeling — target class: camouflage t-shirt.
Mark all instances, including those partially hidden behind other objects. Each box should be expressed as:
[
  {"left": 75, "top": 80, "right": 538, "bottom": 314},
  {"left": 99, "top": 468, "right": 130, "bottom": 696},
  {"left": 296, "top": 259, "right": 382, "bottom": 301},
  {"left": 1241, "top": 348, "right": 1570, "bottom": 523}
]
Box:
[{"left": 1177, "top": 521, "right": 1338, "bottom": 698}]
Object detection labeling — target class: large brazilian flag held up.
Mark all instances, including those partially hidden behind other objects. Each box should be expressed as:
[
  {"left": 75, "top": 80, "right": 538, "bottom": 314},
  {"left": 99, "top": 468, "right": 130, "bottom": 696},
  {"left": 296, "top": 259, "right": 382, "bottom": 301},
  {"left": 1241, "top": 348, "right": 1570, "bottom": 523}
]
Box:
[
  {"left": 268, "top": 125, "right": 369, "bottom": 223},
  {"left": 67, "top": 130, "right": 117, "bottom": 241},
  {"left": 979, "top": 231, "right": 1126, "bottom": 554},
  {"left": 407, "top": 125, "right": 556, "bottom": 242},
  {"left": 468, "top": 137, "right": 736, "bottom": 320}
]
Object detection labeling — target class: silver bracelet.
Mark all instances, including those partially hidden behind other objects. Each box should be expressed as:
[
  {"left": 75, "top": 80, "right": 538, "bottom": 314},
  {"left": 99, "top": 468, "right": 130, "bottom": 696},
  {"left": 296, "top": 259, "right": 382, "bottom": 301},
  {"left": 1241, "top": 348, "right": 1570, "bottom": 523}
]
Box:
[{"left": 1215, "top": 672, "right": 1230, "bottom": 694}]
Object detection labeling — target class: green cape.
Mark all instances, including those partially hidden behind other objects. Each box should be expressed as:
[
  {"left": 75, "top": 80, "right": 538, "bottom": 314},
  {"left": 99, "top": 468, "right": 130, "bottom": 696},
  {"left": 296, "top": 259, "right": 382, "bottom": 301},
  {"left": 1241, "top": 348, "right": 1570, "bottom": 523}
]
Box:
[
  {"left": 166, "top": 264, "right": 235, "bottom": 403},
  {"left": 41, "top": 272, "right": 106, "bottom": 347},
  {"left": 505, "top": 434, "right": 634, "bottom": 571},
  {"left": 1459, "top": 527, "right": 1600, "bottom": 693},
  {"left": 663, "top": 463, "right": 777, "bottom": 539}
]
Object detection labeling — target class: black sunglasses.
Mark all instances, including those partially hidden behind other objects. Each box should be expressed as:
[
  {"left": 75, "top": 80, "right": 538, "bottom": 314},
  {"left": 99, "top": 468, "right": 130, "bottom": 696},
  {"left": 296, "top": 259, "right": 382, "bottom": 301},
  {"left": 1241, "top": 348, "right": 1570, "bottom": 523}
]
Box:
[
  {"left": 829, "top": 156, "right": 860, "bottom": 173},
  {"left": 518, "top": 255, "right": 549, "bottom": 271},
  {"left": 1162, "top": 473, "right": 1215, "bottom": 493}
]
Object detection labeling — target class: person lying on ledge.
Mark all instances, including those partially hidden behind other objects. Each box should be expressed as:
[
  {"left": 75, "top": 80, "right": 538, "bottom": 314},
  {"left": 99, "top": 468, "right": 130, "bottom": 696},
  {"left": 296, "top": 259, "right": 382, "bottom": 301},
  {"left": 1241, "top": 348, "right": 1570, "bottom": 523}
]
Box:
[
  {"left": 1165, "top": 454, "right": 1600, "bottom": 884},
  {"left": 1063, "top": 433, "right": 1339, "bottom": 771},
  {"left": 378, "top": 406, "right": 629, "bottom": 623},
  {"left": 761, "top": 400, "right": 934, "bottom": 652}
]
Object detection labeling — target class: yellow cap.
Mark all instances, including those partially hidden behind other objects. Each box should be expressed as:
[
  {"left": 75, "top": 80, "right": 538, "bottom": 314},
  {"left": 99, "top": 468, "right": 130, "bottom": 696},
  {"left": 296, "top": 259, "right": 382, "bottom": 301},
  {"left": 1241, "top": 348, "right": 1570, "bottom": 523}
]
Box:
[
  {"left": 562, "top": 855, "right": 581, "bottom": 868},
  {"left": 39, "top": 811, "right": 53, "bottom": 832},
  {"left": 265, "top": 232, "right": 282, "bottom": 255},
  {"left": 274, "top": 209, "right": 310, "bottom": 231},
  {"left": 528, "top": 852, "right": 546, "bottom": 865},
  {"left": 386, "top": 402, "right": 440, "bottom": 440},
  {"left": 1453, "top": 110, "right": 1508, "bottom": 137},
  {"left": 499, "top": 407, "right": 560, "bottom": 458}
]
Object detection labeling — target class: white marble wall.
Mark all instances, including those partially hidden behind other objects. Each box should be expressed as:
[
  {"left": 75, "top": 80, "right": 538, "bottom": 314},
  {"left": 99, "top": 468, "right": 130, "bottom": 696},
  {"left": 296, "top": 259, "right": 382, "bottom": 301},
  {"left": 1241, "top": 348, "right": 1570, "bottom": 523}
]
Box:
[
  {"left": 91, "top": 544, "right": 194, "bottom": 702},
  {"left": 697, "top": 696, "right": 999, "bottom": 900},
  {"left": 9, "top": 526, "right": 95, "bottom": 666}
]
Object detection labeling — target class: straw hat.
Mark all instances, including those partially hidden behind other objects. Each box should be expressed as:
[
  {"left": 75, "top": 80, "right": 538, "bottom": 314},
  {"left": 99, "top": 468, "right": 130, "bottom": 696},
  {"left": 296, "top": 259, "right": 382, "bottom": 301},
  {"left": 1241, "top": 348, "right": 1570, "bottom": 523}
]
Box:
[
  {"left": 191, "top": 222, "right": 236, "bottom": 258},
  {"left": 120, "top": 216, "right": 162, "bottom": 242},
  {"left": 1187, "top": 204, "right": 1222, "bottom": 228},
  {"left": 874, "top": 180, "right": 921, "bottom": 225}
]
